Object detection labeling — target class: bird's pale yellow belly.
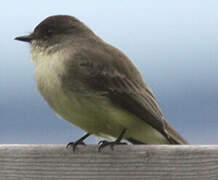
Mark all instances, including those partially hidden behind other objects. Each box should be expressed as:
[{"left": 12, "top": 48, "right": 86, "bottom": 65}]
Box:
[{"left": 34, "top": 57, "right": 169, "bottom": 144}]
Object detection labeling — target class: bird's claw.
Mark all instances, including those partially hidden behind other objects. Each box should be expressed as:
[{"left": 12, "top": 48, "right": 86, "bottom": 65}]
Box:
[
  {"left": 66, "top": 140, "right": 86, "bottom": 152},
  {"left": 98, "top": 140, "right": 127, "bottom": 152}
]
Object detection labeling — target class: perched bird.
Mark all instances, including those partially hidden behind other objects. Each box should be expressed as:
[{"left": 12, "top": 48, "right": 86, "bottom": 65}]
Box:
[{"left": 15, "top": 15, "right": 188, "bottom": 151}]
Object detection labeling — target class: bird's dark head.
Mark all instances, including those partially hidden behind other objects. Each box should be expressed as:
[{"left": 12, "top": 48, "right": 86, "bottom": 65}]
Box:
[
  {"left": 15, "top": 15, "right": 95, "bottom": 63},
  {"left": 15, "top": 15, "right": 93, "bottom": 47}
]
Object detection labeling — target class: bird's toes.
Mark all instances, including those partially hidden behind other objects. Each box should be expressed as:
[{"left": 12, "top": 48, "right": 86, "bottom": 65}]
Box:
[
  {"left": 98, "top": 140, "right": 127, "bottom": 152},
  {"left": 66, "top": 140, "right": 86, "bottom": 152}
]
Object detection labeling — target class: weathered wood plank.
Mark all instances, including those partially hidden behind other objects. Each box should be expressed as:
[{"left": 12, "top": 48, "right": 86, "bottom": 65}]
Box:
[{"left": 0, "top": 145, "right": 217, "bottom": 180}]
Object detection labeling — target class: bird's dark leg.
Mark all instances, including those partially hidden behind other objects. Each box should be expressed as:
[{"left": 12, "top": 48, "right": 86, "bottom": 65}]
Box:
[
  {"left": 98, "top": 128, "right": 127, "bottom": 152},
  {"left": 66, "top": 133, "right": 90, "bottom": 151}
]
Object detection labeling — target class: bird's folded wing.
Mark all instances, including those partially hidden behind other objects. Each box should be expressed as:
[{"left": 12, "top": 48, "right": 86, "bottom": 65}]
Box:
[
  {"left": 67, "top": 46, "right": 187, "bottom": 144},
  {"left": 89, "top": 69, "right": 187, "bottom": 144}
]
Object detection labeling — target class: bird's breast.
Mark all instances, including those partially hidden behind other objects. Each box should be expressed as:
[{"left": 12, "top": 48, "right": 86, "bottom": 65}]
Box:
[
  {"left": 33, "top": 54, "right": 105, "bottom": 132},
  {"left": 33, "top": 56, "right": 168, "bottom": 143},
  {"left": 34, "top": 53, "right": 65, "bottom": 100}
]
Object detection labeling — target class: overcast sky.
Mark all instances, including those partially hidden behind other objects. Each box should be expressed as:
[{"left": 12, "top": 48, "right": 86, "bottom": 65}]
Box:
[{"left": 1, "top": 1, "right": 217, "bottom": 144}]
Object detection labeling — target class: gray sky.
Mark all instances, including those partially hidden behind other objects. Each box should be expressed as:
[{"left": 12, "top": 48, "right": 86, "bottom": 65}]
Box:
[{"left": 1, "top": 1, "right": 217, "bottom": 144}]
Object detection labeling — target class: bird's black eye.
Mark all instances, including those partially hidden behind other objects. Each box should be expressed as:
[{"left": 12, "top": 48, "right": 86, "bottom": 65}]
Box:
[{"left": 46, "top": 28, "right": 54, "bottom": 36}]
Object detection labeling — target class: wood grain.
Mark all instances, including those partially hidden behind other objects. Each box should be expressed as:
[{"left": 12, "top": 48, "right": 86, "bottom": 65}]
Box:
[{"left": 0, "top": 145, "right": 217, "bottom": 180}]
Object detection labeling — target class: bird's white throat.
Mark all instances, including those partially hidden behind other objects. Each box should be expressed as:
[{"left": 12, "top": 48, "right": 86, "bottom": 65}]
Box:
[
  {"left": 30, "top": 40, "right": 63, "bottom": 64},
  {"left": 31, "top": 40, "right": 67, "bottom": 106}
]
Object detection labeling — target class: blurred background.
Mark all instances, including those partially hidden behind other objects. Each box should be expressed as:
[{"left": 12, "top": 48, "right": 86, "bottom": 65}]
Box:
[{"left": 1, "top": 1, "right": 217, "bottom": 144}]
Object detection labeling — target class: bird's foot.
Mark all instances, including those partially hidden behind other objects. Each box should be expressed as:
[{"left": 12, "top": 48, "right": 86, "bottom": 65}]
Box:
[
  {"left": 66, "top": 139, "right": 86, "bottom": 152},
  {"left": 66, "top": 133, "right": 90, "bottom": 152},
  {"left": 98, "top": 140, "right": 127, "bottom": 152}
]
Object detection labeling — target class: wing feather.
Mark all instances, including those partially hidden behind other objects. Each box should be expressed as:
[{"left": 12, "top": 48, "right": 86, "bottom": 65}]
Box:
[{"left": 65, "top": 44, "right": 188, "bottom": 144}]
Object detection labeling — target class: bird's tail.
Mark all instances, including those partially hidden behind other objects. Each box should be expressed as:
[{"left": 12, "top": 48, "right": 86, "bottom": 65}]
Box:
[{"left": 127, "top": 118, "right": 188, "bottom": 145}]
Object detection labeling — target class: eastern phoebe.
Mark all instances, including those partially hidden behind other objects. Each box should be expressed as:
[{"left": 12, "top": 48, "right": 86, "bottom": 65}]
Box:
[{"left": 15, "top": 15, "right": 188, "bottom": 151}]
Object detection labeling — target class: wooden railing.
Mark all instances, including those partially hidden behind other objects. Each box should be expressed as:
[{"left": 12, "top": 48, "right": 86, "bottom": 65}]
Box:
[{"left": 0, "top": 145, "right": 217, "bottom": 180}]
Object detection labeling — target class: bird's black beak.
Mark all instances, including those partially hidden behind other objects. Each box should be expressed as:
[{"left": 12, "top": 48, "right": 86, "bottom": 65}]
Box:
[{"left": 15, "top": 34, "right": 33, "bottom": 42}]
